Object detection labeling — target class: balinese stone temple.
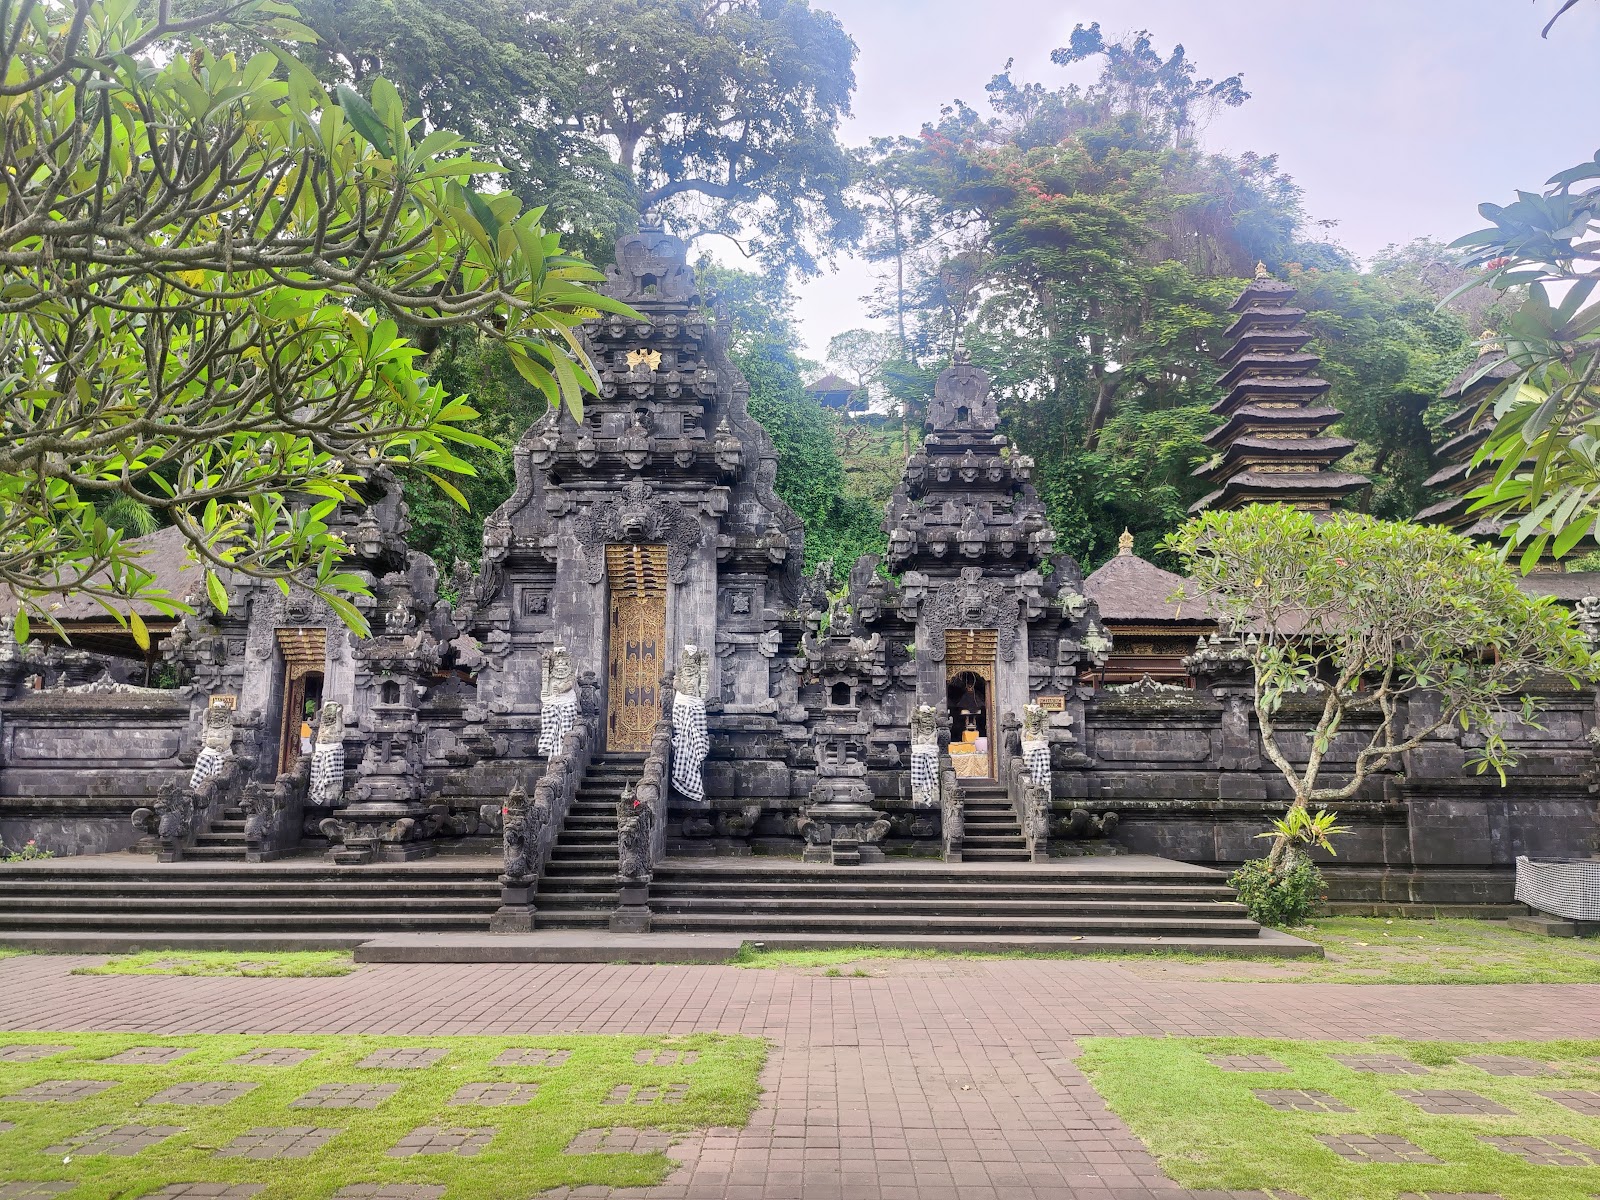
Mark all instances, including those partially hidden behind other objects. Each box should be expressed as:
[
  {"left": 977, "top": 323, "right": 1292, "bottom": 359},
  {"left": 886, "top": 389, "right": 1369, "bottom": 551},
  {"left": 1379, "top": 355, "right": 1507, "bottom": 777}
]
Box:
[{"left": 0, "top": 225, "right": 1595, "bottom": 944}]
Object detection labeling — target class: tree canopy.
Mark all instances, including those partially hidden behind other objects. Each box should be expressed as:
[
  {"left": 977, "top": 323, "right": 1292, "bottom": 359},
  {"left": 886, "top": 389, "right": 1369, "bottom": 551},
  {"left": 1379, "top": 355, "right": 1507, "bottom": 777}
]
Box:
[{"left": 289, "top": 0, "right": 860, "bottom": 273}]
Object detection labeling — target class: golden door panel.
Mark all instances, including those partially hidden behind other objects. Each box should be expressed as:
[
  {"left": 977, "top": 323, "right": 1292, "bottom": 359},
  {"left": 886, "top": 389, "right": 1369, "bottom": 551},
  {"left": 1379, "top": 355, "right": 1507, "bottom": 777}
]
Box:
[{"left": 605, "top": 544, "right": 667, "bottom": 752}]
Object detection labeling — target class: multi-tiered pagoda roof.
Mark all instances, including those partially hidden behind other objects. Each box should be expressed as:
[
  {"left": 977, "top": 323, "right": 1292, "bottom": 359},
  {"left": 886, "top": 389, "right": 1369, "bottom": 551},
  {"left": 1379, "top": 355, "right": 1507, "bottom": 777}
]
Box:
[
  {"left": 1414, "top": 340, "right": 1520, "bottom": 538},
  {"left": 1191, "top": 267, "right": 1368, "bottom": 513}
]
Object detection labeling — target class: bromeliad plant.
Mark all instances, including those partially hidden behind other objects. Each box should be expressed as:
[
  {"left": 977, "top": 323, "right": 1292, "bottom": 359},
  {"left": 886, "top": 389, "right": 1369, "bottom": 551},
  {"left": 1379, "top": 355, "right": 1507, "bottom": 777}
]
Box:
[
  {"left": 1169, "top": 506, "right": 1594, "bottom": 884},
  {"left": 0, "top": 0, "right": 636, "bottom": 640}
]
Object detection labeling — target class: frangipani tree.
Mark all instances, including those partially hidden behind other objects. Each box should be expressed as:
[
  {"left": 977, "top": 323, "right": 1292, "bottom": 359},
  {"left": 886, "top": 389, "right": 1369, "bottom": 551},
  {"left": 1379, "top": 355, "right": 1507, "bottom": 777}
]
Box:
[
  {"left": 0, "top": 0, "right": 633, "bottom": 641},
  {"left": 1168, "top": 506, "right": 1592, "bottom": 865}
]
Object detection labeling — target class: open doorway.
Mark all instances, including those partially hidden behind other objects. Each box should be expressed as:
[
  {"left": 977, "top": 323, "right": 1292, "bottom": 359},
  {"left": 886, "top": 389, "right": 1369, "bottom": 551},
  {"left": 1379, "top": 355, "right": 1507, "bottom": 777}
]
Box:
[
  {"left": 274, "top": 627, "right": 328, "bottom": 775},
  {"left": 946, "top": 668, "right": 994, "bottom": 778}
]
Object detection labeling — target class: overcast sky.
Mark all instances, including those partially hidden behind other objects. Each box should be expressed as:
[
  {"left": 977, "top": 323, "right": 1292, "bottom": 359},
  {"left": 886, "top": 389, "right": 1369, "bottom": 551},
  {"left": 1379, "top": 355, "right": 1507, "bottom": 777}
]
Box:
[{"left": 775, "top": 0, "right": 1600, "bottom": 362}]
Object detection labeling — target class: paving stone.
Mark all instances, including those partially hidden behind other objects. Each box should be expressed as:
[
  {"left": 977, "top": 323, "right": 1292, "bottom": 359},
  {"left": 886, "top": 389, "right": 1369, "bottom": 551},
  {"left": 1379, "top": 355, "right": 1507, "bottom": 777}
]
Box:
[
  {"left": 290, "top": 1083, "right": 400, "bottom": 1110},
  {"left": 1209, "top": 1055, "right": 1289, "bottom": 1073},
  {"left": 386, "top": 1126, "right": 494, "bottom": 1157},
  {"left": 216, "top": 1127, "right": 340, "bottom": 1159},
  {"left": 1479, "top": 1134, "right": 1600, "bottom": 1166},
  {"left": 1396, "top": 1089, "right": 1516, "bottom": 1116},
  {"left": 491, "top": 1048, "right": 570, "bottom": 1067},
  {"left": 565, "top": 1127, "right": 675, "bottom": 1155},
  {"left": 99, "top": 1046, "right": 194, "bottom": 1066},
  {"left": 1331, "top": 1054, "right": 1431, "bottom": 1075},
  {"left": 447, "top": 1082, "right": 540, "bottom": 1107},
  {"left": 1252, "top": 1089, "right": 1353, "bottom": 1113},
  {"left": 0, "top": 1122, "right": 13, "bottom": 1134},
  {"left": 45, "top": 1124, "right": 182, "bottom": 1157},
  {"left": 141, "top": 1186, "right": 266, "bottom": 1198},
  {"left": 1541, "top": 1089, "right": 1600, "bottom": 1116},
  {"left": 634, "top": 1048, "right": 700, "bottom": 1067},
  {"left": 227, "top": 1048, "right": 317, "bottom": 1068},
  {"left": 604, "top": 1082, "right": 690, "bottom": 1106},
  {"left": 1316, "top": 1133, "right": 1441, "bottom": 1164},
  {"left": 331, "top": 1188, "right": 446, "bottom": 1199},
  {"left": 1460, "top": 1055, "right": 1553, "bottom": 1076},
  {"left": 0, "top": 1186, "right": 75, "bottom": 1198},
  {"left": 7, "top": 1079, "right": 116, "bottom": 1102},
  {"left": 145, "top": 1081, "right": 258, "bottom": 1106},
  {"left": 0, "top": 1046, "right": 70, "bottom": 1063},
  {"left": 354, "top": 1048, "right": 445, "bottom": 1070}
]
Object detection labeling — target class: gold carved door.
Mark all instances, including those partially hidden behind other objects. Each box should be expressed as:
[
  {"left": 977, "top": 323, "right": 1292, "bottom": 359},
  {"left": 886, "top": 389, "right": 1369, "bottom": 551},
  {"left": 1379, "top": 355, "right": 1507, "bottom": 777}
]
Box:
[{"left": 605, "top": 544, "right": 667, "bottom": 752}]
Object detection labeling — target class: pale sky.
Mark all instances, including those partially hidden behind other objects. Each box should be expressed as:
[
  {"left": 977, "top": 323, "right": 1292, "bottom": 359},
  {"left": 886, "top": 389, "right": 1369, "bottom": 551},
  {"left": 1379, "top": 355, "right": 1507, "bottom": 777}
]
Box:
[{"left": 777, "top": 0, "right": 1600, "bottom": 362}]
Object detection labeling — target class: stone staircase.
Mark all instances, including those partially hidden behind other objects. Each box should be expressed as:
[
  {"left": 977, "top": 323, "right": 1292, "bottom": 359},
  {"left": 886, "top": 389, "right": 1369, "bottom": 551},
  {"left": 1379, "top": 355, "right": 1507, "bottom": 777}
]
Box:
[
  {"left": 531, "top": 752, "right": 640, "bottom": 928},
  {"left": 186, "top": 805, "right": 248, "bottom": 860},
  {"left": 0, "top": 859, "right": 501, "bottom": 943},
  {"left": 958, "top": 781, "right": 1030, "bottom": 862},
  {"left": 646, "top": 859, "right": 1265, "bottom": 941}
]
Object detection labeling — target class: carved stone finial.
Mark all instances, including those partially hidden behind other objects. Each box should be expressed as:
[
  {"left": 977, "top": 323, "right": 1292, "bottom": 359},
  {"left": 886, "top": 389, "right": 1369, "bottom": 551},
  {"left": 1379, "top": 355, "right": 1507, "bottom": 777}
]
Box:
[
  {"left": 1118, "top": 528, "right": 1134, "bottom": 556},
  {"left": 1254, "top": 261, "right": 1269, "bottom": 280}
]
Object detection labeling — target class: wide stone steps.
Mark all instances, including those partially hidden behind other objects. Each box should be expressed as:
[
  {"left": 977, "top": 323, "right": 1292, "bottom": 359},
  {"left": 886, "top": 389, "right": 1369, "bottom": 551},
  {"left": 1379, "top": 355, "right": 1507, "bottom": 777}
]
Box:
[
  {"left": 646, "top": 859, "right": 1264, "bottom": 939},
  {"left": 530, "top": 753, "right": 639, "bottom": 928},
  {"left": 0, "top": 861, "right": 501, "bottom": 939}
]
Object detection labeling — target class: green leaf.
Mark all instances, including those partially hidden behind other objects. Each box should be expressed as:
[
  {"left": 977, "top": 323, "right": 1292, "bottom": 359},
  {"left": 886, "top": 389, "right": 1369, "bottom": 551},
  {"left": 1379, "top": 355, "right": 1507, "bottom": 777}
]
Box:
[
  {"left": 13, "top": 607, "right": 28, "bottom": 644},
  {"left": 205, "top": 570, "right": 230, "bottom": 616},
  {"left": 128, "top": 609, "right": 150, "bottom": 652},
  {"left": 334, "top": 85, "right": 394, "bottom": 157}
]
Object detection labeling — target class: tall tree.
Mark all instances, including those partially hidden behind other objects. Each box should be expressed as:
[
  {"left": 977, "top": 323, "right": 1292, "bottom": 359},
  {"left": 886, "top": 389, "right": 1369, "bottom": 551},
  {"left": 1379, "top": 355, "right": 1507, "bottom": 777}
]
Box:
[{"left": 290, "top": 0, "right": 860, "bottom": 273}]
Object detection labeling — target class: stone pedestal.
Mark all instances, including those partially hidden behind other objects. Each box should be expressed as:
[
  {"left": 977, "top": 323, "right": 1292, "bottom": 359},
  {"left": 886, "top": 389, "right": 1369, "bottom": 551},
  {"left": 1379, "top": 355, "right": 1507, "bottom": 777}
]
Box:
[
  {"left": 799, "top": 797, "right": 887, "bottom": 865},
  {"left": 324, "top": 801, "right": 437, "bottom": 864},
  {"left": 490, "top": 880, "right": 536, "bottom": 933},
  {"left": 610, "top": 881, "right": 652, "bottom": 932}
]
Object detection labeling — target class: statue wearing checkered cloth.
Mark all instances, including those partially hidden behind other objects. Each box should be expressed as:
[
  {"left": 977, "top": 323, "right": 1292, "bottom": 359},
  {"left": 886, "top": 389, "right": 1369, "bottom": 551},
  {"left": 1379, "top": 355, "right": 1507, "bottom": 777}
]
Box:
[
  {"left": 1021, "top": 702, "right": 1052, "bottom": 792},
  {"left": 909, "top": 704, "right": 941, "bottom": 809},
  {"left": 671, "top": 644, "right": 711, "bottom": 803},
  {"left": 307, "top": 702, "right": 345, "bottom": 805},
  {"left": 537, "top": 645, "right": 579, "bottom": 758},
  {"left": 189, "top": 700, "right": 234, "bottom": 788}
]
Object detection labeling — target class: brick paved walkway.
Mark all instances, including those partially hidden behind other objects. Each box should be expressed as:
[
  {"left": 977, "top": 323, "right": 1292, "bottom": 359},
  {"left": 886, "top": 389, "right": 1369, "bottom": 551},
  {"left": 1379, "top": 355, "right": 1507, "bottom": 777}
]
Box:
[{"left": 2, "top": 954, "right": 1597, "bottom": 1200}]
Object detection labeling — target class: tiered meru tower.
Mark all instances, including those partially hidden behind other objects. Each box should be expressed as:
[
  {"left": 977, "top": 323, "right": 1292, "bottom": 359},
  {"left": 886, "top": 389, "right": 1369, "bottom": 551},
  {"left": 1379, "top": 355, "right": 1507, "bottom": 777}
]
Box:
[
  {"left": 1414, "top": 340, "right": 1520, "bottom": 537},
  {"left": 1193, "top": 266, "right": 1368, "bottom": 513}
]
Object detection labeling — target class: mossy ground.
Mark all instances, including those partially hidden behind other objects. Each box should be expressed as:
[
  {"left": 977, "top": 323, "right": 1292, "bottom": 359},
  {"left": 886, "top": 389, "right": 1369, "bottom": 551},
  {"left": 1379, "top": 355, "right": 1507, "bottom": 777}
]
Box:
[
  {"left": 0, "top": 1032, "right": 764, "bottom": 1199},
  {"left": 733, "top": 917, "right": 1600, "bottom": 983},
  {"left": 70, "top": 951, "right": 356, "bottom": 978},
  {"left": 1079, "top": 1035, "right": 1600, "bottom": 1200}
]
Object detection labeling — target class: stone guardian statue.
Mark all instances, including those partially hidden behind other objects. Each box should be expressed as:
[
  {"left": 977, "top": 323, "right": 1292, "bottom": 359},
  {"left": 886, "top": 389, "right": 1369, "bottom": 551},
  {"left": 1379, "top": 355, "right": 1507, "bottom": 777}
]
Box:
[
  {"left": 307, "top": 702, "right": 346, "bottom": 806},
  {"left": 1021, "top": 702, "right": 1052, "bottom": 791},
  {"left": 909, "top": 703, "right": 941, "bottom": 809},
  {"left": 188, "top": 699, "right": 233, "bottom": 789},
  {"left": 537, "top": 644, "right": 579, "bottom": 758},
  {"left": 671, "top": 644, "right": 710, "bottom": 802}
]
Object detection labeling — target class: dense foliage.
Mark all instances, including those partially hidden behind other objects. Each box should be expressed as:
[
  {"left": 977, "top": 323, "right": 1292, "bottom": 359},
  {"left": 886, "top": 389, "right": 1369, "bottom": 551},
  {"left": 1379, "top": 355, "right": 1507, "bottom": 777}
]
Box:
[
  {"left": 285, "top": 0, "right": 859, "bottom": 273},
  {"left": 1228, "top": 857, "right": 1324, "bottom": 927},
  {"left": 0, "top": 0, "right": 625, "bottom": 639}
]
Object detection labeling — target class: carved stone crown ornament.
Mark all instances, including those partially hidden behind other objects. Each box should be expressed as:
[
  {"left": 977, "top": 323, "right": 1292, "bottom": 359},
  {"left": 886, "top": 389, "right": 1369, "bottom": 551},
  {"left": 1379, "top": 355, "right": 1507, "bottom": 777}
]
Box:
[{"left": 572, "top": 480, "right": 704, "bottom": 584}]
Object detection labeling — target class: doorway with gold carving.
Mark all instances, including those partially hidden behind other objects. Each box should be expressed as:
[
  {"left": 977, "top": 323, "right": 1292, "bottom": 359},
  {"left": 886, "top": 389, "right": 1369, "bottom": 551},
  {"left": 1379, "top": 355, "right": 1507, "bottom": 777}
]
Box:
[
  {"left": 604, "top": 544, "right": 667, "bottom": 752},
  {"left": 945, "top": 628, "right": 997, "bottom": 779}
]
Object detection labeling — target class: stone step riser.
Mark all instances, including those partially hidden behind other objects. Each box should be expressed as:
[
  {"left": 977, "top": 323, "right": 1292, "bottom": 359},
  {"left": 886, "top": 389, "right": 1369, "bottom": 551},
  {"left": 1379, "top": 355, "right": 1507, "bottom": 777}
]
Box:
[
  {"left": 653, "top": 899, "right": 1248, "bottom": 917},
  {"left": 656, "top": 915, "right": 1259, "bottom": 936},
  {"left": 0, "top": 914, "right": 494, "bottom": 932},
  {"left": 650, "top": 884, "right": 1235, "bottom": 901}
]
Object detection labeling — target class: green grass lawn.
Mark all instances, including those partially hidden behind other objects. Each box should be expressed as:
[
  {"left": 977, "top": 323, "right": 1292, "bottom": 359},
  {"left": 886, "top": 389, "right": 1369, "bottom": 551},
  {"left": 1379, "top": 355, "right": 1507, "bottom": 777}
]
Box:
[
  {"left": 733, "top": 917, "right": 1600, "bottom": 983},
  {"left": 0, "top": 1032, "right": 764, "bottom": 1199},
  {"left": 71, "top": 951, "right": 356, "bottom": 978},
  {"left": 1079, "top": 1036, "right": 1600, "bottom": 1200}
]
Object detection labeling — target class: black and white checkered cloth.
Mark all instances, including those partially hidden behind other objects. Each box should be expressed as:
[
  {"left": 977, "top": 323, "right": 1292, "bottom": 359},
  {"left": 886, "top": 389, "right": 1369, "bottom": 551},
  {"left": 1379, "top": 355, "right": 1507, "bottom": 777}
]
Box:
[
  {"left": 308, "top": 744, "right": 344, "bottom": 805},
  {"left": 1515, "top": 855, "right": 1600, "bottom": 921},
  {"left": 672, "top": 692, "right": 708, "bottom": 803},
  {"left": 189, "top": 747, "right": 225, "bottom": 790},
  {"left": 910, "top": 746, "right": 939, "bottom": 809},
  {"left": 538, "top": 691, "right": 578, "bottom": 758},
  {"left": 1021, "top": 740, "right": 1051, "bottom": 790}
]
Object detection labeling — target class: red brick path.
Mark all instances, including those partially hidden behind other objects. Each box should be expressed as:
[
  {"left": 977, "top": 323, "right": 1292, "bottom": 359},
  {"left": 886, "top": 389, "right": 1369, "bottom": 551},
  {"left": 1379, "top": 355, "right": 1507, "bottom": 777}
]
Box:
[{"left": 2, "top": 955, "right": 1596, "bottom": 1199}]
